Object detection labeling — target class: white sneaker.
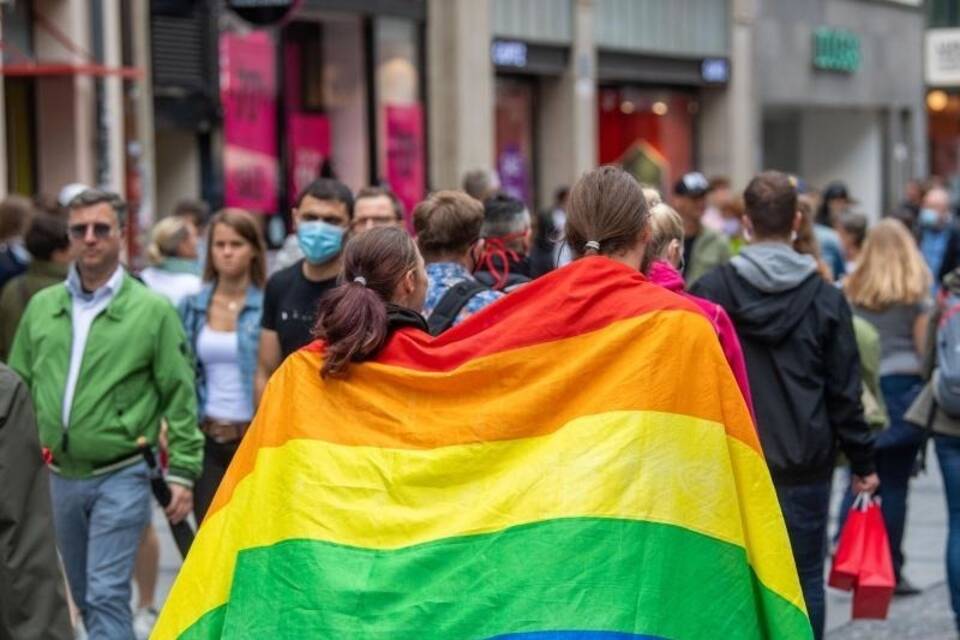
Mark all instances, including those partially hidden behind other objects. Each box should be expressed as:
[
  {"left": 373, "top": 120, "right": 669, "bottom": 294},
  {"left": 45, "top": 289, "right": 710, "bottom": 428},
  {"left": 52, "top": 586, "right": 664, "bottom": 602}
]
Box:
[{"left": 133, "top": 606, "right": 158, "bottom": 640}]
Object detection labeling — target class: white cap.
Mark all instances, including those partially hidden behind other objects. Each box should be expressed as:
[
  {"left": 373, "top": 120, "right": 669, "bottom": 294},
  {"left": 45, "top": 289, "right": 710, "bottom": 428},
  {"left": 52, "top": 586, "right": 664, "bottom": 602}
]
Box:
[{"left": 58, "top": 183, "right": 90, "bottom": 208}]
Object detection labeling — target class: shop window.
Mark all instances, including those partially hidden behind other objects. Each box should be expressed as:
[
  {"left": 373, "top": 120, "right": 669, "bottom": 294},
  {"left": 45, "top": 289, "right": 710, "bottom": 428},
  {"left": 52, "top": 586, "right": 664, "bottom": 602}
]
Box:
[
  {"left": 375, "top": 17, "right": 424, "bottom": 224},
  {"left": 495, "top": 76, "right": 537, "bottom": 209},
  {"left": 281, "top": 16, "right": 368, "bottom": 198},
  {"left": 598, "top": 87, "right": 697, "bottom": 196}
]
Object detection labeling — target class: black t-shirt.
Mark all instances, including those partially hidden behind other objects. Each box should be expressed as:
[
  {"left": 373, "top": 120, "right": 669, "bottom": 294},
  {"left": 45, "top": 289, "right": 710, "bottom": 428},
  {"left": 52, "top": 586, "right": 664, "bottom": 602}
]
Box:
[
  {"left": 262, "top": 260, "right": 338, "bottom": 357},
  {"left": 682, "top": 235, "right": 696, "bottom": 278}
]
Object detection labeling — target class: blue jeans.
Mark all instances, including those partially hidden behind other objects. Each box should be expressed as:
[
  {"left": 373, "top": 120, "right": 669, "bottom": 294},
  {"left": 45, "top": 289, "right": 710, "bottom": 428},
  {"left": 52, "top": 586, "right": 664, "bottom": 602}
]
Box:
[
  {"left": 838, "top": 374, "right": 923, "bottom": 579},
  {"left": 775, "top": 480, "right": 831, "bottom": 640},
  {"left": 50, "top": 461, "right": 152, "bottom": 638},
  {"left": 937, "top": 434, "right": 960, "bottom": 631}
]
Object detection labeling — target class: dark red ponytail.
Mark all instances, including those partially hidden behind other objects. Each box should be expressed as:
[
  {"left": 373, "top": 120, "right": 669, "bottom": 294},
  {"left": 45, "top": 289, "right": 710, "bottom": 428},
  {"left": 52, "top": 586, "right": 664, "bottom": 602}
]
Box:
[{"left": 314, "top": 227, "right": 419, "bottom": 378}]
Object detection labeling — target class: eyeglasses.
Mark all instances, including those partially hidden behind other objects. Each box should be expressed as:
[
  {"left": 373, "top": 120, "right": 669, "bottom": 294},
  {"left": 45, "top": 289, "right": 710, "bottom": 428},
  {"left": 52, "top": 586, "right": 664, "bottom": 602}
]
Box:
[
  {"left": 68, "top": 223, "right": 114, "bottom": 240},
  {"left": 353, "top": 216, "right": 398, "bottom": 230}
]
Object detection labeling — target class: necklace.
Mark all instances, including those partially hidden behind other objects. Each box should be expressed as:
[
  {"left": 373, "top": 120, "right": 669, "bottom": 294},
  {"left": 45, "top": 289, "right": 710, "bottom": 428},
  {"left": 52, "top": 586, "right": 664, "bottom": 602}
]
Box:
[
  {"left": 227, "top": 300, "right": 239, "bottom": 312},
  {"left": 215, "top": 291, "right": 244, "bottom": 312}
]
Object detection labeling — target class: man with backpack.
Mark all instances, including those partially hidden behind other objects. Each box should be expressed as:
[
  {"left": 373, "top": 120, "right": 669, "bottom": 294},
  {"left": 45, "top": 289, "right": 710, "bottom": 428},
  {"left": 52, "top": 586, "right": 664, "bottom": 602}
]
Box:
[
  {"left": 475, "top": 193, "right": 533, "bottom": 293},
  {"left": 692, "top": 171, "right": 877, "bottom": 640},
  {"left": 907, "top": 265, "right": 960, "bottom": 635},
  {"left": 413, "top": 191, "right": 503, "bottom": 335}
]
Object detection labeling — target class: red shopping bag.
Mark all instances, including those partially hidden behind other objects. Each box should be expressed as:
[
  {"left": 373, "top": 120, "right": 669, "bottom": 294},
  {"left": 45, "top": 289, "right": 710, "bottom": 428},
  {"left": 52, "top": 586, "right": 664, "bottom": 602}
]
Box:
[
  {"left": 852, "top": 499, "right": 895, "bottom": 619},
  {"left": 828, "top": 493, "right": 871, "bottom": 591}
]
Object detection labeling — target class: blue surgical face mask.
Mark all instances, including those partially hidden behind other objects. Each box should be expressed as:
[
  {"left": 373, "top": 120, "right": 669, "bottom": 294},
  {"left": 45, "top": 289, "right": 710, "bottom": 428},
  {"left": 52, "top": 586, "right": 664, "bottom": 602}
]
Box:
[
  {"left": 920, "top": 208, "right": 941, "bottom": 228},
  {"left": 297, "top": 220, "right": 344, "bottom": 265}
]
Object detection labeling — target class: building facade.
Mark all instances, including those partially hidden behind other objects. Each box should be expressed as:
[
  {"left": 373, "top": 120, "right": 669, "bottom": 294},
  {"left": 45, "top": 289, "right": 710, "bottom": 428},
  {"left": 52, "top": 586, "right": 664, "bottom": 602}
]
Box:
[{"left": 754, "top": 0, "right": 926, "bottom": 220}]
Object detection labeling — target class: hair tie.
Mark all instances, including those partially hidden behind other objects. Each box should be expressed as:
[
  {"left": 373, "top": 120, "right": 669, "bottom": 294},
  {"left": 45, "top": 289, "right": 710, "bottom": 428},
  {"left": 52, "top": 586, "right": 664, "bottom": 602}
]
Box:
[
  {"left": 353, "top": 276, "right": 367, "bottom": 286},
  {"left": 584, "top": 240, "right": 601, "bottom": 252}
]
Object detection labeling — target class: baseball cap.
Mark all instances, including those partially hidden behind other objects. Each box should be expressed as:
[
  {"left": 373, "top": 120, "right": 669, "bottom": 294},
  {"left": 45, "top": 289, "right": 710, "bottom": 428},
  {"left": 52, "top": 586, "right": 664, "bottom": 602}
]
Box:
[
  {"left": 673, "top": 172, "right": 709, "bottom": 197},
  {"left": 58, "top": 183, "right": 90, "bottom": 208}
]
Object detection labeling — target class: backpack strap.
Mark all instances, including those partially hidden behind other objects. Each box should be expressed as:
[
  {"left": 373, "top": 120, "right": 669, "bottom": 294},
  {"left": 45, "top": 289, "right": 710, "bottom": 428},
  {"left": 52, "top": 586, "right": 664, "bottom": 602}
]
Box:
[{"left": 427, "top": 280, "right": 489, "bottom": 336}]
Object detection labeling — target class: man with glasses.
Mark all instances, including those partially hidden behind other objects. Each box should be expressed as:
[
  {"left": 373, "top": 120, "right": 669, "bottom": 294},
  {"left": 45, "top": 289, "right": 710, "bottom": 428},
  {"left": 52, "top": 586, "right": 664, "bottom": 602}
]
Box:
[
  {"left": 352, "top": 186, "right": 405, "bottom": 233},
  {"left": 255, "top": 178, "right": 354, "bottom": 403},
  {"left": 8, "top": 189, "right": 202, "bottom": 638}
]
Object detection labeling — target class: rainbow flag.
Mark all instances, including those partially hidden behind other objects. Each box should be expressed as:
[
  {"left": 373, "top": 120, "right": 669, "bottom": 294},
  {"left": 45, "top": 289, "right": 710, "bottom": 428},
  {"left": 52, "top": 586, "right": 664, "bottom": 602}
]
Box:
[{"left": 154, "top": 257, "right": 811, "bottom": 639}]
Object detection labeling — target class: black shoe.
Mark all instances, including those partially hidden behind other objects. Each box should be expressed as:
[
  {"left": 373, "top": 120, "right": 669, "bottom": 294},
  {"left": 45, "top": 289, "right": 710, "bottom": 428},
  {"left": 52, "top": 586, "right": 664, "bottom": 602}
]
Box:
[{"left": 894, "top": 576, "right": 922, "bottom": 596}]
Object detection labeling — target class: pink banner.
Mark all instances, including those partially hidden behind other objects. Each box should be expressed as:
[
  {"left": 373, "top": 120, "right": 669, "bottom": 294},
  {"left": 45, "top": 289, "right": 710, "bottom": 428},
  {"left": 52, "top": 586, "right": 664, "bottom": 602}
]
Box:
[
  {"left": 287, "top": 113, "right": 330, "bottom": 201},
  {"left": 385, "top": 104, "right": 425, "bottom": 229},
  {"left": 220, "top": 31, "right": 278, "bottom": 213}
]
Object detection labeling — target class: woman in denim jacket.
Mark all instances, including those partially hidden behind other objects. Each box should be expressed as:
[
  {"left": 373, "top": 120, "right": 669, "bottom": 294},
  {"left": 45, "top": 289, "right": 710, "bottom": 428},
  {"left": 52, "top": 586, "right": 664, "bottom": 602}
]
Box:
[{"left": 178, "top": 209, "right": 267, "bottom": 523}]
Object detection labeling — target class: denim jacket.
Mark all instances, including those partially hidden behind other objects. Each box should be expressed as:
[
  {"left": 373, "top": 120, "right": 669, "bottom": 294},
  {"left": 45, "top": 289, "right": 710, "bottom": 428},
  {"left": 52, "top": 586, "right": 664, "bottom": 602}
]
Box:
[{"left": 178, "top": 284, "right": 263, "bottom": 421}]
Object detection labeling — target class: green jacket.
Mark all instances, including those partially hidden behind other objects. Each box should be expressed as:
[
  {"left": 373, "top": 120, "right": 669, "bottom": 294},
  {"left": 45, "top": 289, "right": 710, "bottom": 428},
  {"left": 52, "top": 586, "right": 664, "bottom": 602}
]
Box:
[
  {"left": 686, "top": 227, "right": 731, "bottom": 287},
  {"left": 8, "top": 273, "right": 202, "bottom": 484},
  {"left": 0, "top": 260, "right": 69, "bottom": 363},
  {"left": 853, "top": 316, "right": 888, "bottom": 429}
]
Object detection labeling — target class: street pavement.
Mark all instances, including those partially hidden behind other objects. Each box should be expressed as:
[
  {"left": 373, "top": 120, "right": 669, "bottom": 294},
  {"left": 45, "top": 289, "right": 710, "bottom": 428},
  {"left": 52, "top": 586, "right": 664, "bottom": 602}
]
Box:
[{"left": 149, "top": 448, "right": 954, "bottom": 637}]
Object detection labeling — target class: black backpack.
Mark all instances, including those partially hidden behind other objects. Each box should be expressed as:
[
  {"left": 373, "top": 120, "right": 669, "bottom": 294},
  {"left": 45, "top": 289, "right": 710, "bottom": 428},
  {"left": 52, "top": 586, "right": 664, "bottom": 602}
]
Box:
[{"left": 426, "top": 280, "right": 490, "bottom": 336}]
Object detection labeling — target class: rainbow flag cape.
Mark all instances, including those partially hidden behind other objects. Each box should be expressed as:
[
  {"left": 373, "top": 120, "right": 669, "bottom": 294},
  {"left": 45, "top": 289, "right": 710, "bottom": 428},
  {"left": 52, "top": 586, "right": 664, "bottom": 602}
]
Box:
[{"left": 154, "top": 257, "right": 811, "bottom": 639}]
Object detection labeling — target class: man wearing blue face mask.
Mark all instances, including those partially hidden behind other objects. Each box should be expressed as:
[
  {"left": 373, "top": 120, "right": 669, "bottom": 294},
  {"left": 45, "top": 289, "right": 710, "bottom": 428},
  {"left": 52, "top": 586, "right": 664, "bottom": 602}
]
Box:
[
  {"left": 918, "top": 187, "right": 960, "bottom": 296},
  {"left": 255, "top": 179, "right": 353, "bottom": 403}
]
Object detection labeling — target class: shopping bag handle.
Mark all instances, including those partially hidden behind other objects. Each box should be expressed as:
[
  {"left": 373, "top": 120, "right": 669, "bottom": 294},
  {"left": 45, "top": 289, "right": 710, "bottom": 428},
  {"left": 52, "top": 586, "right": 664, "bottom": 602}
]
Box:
[{"left": 853, "top": 491, "right": 876, "bottom": 511}]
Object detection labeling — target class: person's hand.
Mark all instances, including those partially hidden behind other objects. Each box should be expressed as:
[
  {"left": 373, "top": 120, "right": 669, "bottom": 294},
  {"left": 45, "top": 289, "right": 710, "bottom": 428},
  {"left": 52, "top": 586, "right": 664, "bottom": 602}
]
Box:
[
  {"left": 165, "top": 484, "right": 193, "bottom": 524},
  {"left": 851, "top": 472, "right": 880, "bottom": 495}
]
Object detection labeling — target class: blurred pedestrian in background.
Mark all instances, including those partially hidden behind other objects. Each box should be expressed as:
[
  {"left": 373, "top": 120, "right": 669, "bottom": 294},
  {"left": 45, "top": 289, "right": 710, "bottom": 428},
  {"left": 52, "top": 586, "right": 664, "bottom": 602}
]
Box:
[
  {"left": 701, "top": 175, "right": 732, "bottom": 234},
  {"left": 644, "top": 201, "right": 753, "bottom": 414},
  {"left": 530, "top": 186, "right": 570, "bottom": 277},
  {"left": 920, "top": 187, "right": 960, "bottom": 293},
  {"left": 414, "top": 190, "right": 503, "bottom": 334},
  {"left": 180, "top": 209, "right": 266, "bottom": 523},
  {"left": 8, "top": 189, "right": 202, "bottom": 638},
  {"left": 0, "top": 195, "right": 34, "bottom": 291},
  {"left": 0, "top": 213, "right": 71, "bottom": 362},
  {"left": 475, "top": 193, "right": 533, "bottom": 292},
  {"left": 837, "top": 212, "right": 869, "bottom": 277},
  {"left": 813, "top": 181, "right": 853, "bottom": 282},
  {"left": 140, "top": 216, "right": 202, "bottom": 307},
  {"left": 461, "top": 168, "right": 500, "bottom": 202},
  {"left": 842, "top": 218, "right": 932, "bottom": 596},
  {"left": 256, "top": 179, "right": 353, "bottom": 403},
  {"left": 352, "top": 186, "right": 405, "bottom": 233},
  {"left": 671, "top": 171, "right": 730, "bottom": 287}
]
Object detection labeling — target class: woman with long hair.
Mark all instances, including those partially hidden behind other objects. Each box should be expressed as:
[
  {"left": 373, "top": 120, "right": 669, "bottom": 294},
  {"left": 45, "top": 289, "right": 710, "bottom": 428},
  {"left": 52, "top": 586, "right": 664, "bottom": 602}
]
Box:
[
  {"left": 843, "top": 218, "right": 932, "bottom": 594},
  {"left": 314, "top": 226, "right": 429, "bottom": 377},
  {"left": 178, "top": 209, "right": 268, "bottom": 522}
]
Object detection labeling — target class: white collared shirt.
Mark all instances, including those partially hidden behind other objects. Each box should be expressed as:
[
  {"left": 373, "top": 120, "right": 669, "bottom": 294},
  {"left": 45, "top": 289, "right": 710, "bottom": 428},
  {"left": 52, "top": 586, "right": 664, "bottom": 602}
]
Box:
[{"left": 62, "top": 265, "right": 125, "bottom": 428}]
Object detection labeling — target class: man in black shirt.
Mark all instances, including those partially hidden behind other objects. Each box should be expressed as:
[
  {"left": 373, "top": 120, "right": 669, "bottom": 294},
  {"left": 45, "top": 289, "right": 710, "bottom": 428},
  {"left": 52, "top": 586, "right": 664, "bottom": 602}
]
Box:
[{"left": 256, "top": 179, "right": 353, "bottom": 403}]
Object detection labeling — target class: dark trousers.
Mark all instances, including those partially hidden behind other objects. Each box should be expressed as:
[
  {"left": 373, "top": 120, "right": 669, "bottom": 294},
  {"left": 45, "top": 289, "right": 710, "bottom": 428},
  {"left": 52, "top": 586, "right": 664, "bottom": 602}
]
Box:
[
  {"left": 838, "top": 374, "right": 923, "bottom": 580},
  {"left": 776, "top": 480, "right": 831, "bottom": 640},
  {"left": 937, "top": 434, "right": 960, "bottom": 632},
  {"left": 193, "top": 436, "right": 240, "bottom": 525}
]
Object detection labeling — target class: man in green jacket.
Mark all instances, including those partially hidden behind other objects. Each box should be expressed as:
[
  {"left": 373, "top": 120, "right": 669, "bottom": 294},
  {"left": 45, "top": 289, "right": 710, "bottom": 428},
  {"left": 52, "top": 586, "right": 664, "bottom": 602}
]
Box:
[
  {"left": 673, "top": 171, "right": 731, "bottom": 286},
  {"left": 0, "top": 212, "right": 72, "bottom": 362},
  {"left": 9, "top": 189, "right": 202, "bottom": 639}
]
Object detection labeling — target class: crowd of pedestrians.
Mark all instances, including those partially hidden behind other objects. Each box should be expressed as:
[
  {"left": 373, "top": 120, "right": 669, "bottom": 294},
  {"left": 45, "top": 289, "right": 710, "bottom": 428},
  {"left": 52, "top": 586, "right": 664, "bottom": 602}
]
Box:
[{"left": 3, "top": 165, "right": 960, "bottom": 639}]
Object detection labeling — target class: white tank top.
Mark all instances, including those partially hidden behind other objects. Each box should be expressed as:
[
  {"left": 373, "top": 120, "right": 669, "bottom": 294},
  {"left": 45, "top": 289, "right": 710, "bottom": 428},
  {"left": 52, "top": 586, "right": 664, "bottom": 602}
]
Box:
[{"left": 196, "top": 325, "right": 252, "bottom": 422}]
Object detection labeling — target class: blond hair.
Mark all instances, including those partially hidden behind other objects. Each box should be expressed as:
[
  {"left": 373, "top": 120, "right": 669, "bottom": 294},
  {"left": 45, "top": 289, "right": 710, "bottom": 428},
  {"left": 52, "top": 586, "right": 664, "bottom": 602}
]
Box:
[
  {"left": 641, "top": 186, "right": 662, "bottom": 208},
  {"left": 646, "top": 202, "right": 684, "bottom": 263},
  {"left": 844, "top": 218, "right": 931, "bottom": 310},
  {"left": 147, "top": 216, "right": 191, "bottom": 266}
]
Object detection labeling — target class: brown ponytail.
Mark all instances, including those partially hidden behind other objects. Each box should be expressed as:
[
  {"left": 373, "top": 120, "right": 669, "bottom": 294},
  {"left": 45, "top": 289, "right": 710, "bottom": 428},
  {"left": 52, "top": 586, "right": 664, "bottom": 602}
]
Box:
[
  {"left": 565, "top": 165, "right": 649, "bottom": 258},
  {"left": 315, "top": 227, "right": 420, "bottom": 378}
]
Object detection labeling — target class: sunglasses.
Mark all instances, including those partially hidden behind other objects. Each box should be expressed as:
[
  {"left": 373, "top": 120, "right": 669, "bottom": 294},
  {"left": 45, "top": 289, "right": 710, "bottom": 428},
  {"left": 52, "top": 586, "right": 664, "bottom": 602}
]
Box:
[{"left": 68, "top": 223, "right": 114, "bottom": 240}]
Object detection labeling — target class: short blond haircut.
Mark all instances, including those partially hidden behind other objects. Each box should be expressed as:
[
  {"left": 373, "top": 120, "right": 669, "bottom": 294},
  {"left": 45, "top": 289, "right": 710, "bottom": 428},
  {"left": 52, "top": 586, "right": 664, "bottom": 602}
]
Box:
[
  {"left": 146, "top": 216, "right": 192, "bottom": 266},
  {"left": 646, "top": 202, "right": 684, "bottom": 263},
  {"left": 844, "top": 218, "right": 931, "bottom": 311}
]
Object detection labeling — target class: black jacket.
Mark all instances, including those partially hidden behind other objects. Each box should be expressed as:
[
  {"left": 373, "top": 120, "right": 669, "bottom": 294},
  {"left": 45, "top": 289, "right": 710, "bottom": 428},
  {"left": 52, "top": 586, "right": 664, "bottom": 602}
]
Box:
[{"left": 692, "top": 265, "right": 875, "bottom": 485}]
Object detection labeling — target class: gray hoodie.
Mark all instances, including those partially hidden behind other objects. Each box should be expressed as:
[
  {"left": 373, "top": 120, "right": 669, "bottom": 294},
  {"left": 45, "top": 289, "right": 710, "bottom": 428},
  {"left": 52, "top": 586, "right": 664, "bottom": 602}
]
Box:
[{"left": 730, "top": 243, "right": 819, "bottom": 294}]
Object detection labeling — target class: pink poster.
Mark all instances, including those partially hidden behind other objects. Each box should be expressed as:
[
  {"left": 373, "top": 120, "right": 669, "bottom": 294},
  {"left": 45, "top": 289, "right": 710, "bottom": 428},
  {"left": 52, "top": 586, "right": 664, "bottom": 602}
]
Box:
[
  {"left": 220, "top": 31, "right": 278, "bottom": 213},
  {"left": 385, "top": 104, "right": 425, "bottom": 229},
  {"left": 287, "top": 113, "right": 330, "bottom": 202}
]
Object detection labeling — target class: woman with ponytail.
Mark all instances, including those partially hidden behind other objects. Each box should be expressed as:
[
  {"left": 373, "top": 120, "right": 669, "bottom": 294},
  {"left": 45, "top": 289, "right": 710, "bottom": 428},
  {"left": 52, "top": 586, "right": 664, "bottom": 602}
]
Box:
[{"left": 315, "top": 226, "right": 429, "bottom": 378}]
